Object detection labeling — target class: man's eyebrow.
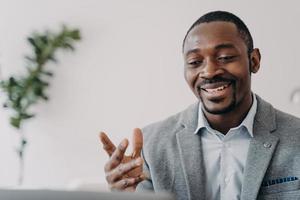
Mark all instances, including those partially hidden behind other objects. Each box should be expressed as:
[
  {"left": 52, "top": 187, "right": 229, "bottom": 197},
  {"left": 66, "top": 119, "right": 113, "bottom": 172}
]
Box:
[
  {"left": 214, "top": 43, "right": 237, "bottom": 50},
  {"left": 185, "top": 49, "right": 201, "bottom": 57},
  {"left": 185, "top": 43, "right": 237, "bottom": 57}
]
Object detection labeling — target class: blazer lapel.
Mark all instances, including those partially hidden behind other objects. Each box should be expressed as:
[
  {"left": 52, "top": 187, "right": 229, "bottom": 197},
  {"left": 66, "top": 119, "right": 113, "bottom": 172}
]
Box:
[
  {"left": 241, "top": 95, "right": 279, "bottom": 200},
  {"left": 241, "top": 128, "right": 279, "bottom": 200},
  {"left": 176, "top": 103, "right": 206, "bottom": 200}
]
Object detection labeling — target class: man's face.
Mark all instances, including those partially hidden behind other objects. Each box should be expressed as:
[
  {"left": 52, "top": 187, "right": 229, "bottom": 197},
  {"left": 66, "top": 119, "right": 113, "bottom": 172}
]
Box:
[{"left": 183, "top": 21, "right": 258, "bottom": 114}]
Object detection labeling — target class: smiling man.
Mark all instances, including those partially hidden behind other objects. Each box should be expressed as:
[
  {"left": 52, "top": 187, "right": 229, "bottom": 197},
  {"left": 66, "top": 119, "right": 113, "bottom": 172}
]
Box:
[
  {"left": 183, "top": 19, "right": 260, "bottom": 134},
  {"left": 100, "top": 11, "right": 300, "bottom": 200}
]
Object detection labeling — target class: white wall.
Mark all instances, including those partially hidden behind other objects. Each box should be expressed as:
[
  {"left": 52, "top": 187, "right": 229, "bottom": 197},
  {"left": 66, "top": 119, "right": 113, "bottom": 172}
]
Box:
[{"left": 0, "top": 0, "right": 300, "bottom": 189}]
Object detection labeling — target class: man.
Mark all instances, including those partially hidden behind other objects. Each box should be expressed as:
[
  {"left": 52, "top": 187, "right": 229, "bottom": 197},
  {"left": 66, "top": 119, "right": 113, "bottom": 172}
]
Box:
[{"left": 100, "top": 11, "right": 300, "bottom": 200}]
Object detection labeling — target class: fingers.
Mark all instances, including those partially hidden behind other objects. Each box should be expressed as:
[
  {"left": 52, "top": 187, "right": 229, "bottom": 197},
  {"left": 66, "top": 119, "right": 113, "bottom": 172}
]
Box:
[
  {"left": 99, "top": 132, "right": 116, "bottom": 157},
  {"left": 131, "top": 128, "right": 143, "bottom": 158},
  {"left": 124, "top": 186, "right": 136, "bottom": 192},
  {"left": 105, "top": 139, "right": 129, "bottom": 172},
  {"left": 110, "top": 175, "right": 145, "bottom": 191},
  {"left": 106, "top": 157, "right": 143, "bottom": 183}
]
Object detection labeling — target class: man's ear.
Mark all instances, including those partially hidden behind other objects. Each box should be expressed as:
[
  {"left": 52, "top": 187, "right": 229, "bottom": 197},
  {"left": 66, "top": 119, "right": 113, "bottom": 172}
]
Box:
[{"left": 250, "top": 48, "right": 261, "bottom": 73}]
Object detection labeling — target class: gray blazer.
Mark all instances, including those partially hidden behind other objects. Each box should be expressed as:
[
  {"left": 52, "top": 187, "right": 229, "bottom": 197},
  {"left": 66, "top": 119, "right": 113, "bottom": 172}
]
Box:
[{"left": 137, "top": 95, "right": 300, "bottom": 200}]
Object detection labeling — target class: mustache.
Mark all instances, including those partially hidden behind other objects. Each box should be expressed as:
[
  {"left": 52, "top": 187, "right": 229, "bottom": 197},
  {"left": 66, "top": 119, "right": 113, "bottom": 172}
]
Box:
[{"left": 198, "top": 77, "right": 235, "bottom": 87}]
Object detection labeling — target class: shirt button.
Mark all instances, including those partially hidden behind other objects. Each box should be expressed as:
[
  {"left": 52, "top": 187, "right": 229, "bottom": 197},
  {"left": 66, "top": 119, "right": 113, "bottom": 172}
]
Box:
[{"left": 263, "top": 142, "right": 272, "bottom": 148}]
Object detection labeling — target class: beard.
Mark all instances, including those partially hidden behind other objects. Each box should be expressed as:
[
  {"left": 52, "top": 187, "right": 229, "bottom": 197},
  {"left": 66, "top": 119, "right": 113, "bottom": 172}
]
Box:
[{"left": 199, "top": 82, "right": 237, "bottom": 114}]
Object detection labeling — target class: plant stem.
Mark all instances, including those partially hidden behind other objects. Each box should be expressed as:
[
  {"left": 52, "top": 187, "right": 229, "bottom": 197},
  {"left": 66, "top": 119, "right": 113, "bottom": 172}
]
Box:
[
  {"left": 18, "top": 136, "right": 26, "bottom": 186},
  {"left": 18, "top": 155, "right": 24, "bottom": 186}
]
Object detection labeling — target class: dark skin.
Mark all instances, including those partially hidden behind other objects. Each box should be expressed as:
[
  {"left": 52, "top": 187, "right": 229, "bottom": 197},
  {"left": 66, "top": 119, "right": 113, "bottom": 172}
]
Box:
[
  {"left": 100, "top": 21, "right": 261, "bottom": 191},
  {"left": 183, "top": 21, "right": 261, "bottom": 133},
  {"left": 99, "top": 128, "right": 146, "bottom": 191}
]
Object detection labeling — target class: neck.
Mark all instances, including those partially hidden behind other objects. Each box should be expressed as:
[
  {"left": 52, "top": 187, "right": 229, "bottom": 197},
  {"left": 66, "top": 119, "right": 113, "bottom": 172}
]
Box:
[{"left": 203, "top": 93, "right": 253, "bottom": 134}]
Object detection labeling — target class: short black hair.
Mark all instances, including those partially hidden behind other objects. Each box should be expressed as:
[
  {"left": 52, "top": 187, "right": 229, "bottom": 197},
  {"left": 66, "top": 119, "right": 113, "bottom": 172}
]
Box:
[{"left": 182, "top": 11, "right": 253, "bottom": 53}]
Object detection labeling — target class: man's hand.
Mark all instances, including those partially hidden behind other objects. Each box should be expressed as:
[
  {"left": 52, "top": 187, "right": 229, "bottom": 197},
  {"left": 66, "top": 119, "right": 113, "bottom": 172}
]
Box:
[{"left": 99, "top": 128, "right": 146, "bottom": 191}]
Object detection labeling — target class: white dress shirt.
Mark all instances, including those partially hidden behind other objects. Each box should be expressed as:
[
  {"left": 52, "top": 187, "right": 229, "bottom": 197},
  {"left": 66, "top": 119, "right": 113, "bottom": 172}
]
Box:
[{"left": 195, "top": 95, "right": 257, "bottom": 200}]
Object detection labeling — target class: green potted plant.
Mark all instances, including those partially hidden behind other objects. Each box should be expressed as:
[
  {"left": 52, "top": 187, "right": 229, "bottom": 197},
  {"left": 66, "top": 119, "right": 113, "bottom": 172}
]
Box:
[{"left": 0, "top": 25, "right": 81, "bottom": 185}]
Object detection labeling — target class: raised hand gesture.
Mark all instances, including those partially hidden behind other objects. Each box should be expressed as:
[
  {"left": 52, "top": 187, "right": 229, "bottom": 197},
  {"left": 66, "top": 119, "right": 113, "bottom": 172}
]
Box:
[{"left": 99, "top": 128, "right": 146, "bottom": 191}]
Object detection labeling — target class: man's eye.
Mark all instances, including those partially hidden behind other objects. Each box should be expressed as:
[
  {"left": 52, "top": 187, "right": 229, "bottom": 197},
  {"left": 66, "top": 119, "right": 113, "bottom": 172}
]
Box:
[
  {"left": 218, "top": 56, "right": 236, "bottom": 62},
  {"left": 188, "top": 60, "right": 203, "bottom": 66}
]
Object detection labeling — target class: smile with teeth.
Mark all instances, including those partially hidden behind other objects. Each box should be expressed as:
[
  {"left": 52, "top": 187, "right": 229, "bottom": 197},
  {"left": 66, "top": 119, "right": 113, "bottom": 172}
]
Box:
[{"left": 203, "top": 83, "right": 231, "bottom": 93}]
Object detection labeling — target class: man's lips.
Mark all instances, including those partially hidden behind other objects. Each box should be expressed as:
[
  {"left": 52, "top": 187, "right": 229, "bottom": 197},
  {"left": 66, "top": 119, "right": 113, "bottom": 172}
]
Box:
[
  {"left": 204, "top": 83, "right": 231, "bottom": 93},
  {"left": 200, "top": 81, "right": 232, "bottom": 93}
]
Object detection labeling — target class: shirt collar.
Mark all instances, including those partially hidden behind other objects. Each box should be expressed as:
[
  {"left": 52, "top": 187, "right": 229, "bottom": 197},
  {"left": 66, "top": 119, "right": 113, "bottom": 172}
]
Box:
[{"left": 194, "top": 94, "right": 257, "bottom": 137}]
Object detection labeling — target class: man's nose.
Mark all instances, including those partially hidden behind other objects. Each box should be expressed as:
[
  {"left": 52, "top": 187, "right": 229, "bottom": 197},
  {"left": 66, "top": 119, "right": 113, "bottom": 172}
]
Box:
[{"left": 199, "top": 59, "right": 224, "bottom": 79}]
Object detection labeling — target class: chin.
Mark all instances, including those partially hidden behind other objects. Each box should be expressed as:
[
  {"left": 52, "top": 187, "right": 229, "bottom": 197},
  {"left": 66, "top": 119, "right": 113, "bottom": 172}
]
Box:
[{"left": 201, "top": 98, "right": 236, "bottom": 115}]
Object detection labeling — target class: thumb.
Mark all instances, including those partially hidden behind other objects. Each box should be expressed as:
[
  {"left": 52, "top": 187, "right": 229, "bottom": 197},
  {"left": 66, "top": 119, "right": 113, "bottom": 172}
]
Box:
[{"left": 131, "top": 128, "right": 143, "bottom": 158}]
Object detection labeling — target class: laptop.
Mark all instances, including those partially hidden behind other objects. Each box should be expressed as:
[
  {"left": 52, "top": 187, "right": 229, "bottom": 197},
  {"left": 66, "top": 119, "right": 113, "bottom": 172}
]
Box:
[{"left": 0, "top": 189, "right": 174, "bottom": 200}]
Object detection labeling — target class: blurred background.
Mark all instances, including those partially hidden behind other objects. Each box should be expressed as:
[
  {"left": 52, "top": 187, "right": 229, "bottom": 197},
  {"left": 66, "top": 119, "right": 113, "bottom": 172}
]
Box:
[{"left": 0, "top": 0, "right": 300, "bottom": 190}]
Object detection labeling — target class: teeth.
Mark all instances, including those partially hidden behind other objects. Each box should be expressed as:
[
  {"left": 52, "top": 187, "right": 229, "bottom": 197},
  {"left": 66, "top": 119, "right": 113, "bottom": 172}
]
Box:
[{"left": 205, "top": 84, "right": 230, "bottom": 93}]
